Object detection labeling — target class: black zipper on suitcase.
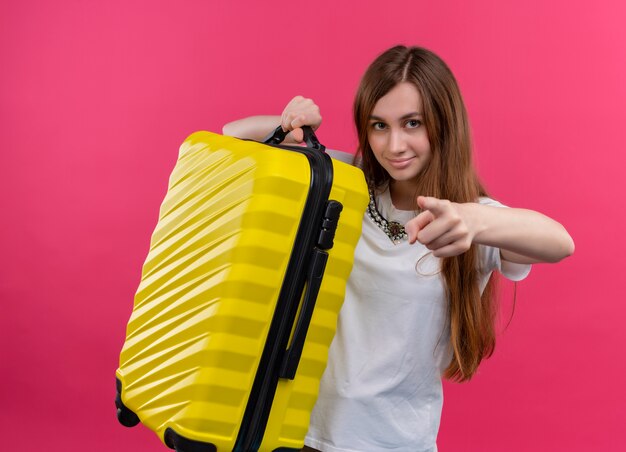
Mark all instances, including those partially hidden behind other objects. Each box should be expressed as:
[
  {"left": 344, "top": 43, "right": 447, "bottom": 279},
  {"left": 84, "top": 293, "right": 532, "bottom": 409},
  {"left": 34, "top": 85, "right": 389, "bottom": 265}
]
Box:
[{"left": 233, "top": 127, "right": 337, "bottom": 452}]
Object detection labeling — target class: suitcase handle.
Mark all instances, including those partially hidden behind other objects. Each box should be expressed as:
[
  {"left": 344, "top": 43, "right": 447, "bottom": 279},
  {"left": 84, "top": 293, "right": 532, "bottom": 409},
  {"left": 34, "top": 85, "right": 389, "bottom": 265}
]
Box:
[
  {"left": 262, "top": 125, "right": 325, "bottom": 152},
  {"left": 279, "top": 248, "right": 329, "bottom": 379}
]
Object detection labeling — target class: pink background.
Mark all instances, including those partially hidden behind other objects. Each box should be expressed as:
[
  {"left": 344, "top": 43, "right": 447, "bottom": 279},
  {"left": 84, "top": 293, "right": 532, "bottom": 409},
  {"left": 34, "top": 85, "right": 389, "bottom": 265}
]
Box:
[{"left": 1, "top": 0, "right": 624, "bottom": 450}]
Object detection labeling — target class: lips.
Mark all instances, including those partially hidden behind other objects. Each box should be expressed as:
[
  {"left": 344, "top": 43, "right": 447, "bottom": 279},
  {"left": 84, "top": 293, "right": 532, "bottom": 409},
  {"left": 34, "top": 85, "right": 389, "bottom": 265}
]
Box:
[{"left": 387, "top": 157, "right": 415, "bottom": 169}]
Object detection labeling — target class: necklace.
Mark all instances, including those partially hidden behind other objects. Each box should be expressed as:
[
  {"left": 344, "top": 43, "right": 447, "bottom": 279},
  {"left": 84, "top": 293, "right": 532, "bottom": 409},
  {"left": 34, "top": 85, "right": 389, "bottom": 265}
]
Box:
[{"left": 366, "top": 188, "right": 408, "bottom": 244}]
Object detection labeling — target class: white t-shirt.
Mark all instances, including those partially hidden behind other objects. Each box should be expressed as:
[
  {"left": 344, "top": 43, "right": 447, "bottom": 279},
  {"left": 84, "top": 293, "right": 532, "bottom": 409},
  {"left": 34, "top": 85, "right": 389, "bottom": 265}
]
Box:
[{"left": 304, "top": 186, "right": 531, "bottom": 452}]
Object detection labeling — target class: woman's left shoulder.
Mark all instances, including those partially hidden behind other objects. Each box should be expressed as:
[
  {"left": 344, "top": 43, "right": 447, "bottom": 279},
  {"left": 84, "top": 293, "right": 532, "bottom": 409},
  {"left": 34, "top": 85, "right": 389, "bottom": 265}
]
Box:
[
  {"left": 477, "top": 196, "right": 507, "bottom": 208},
  {"left": 326, "top": 149, "right": 356, "bottom": 165}
]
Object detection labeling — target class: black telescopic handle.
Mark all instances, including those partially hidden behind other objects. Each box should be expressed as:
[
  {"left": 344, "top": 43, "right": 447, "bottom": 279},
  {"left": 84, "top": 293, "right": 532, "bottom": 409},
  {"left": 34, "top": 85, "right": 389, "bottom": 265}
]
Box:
[
  {"left": 278, "top": 248, "right": 329, "bottom": 380},
  {"left": 262, "top": 125, "right": 325, "bottom": 152}
]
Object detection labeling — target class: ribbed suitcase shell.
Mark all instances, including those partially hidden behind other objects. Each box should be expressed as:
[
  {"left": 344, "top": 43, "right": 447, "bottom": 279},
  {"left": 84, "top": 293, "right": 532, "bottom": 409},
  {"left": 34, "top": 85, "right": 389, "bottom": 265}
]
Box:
[{"left": 116, "top": 131, "right": 368, "bottom": 451}]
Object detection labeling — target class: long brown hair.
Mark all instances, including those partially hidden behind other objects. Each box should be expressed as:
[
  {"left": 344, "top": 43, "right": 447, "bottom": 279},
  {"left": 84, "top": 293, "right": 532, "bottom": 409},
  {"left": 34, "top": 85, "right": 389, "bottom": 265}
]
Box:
[{"left": 354, "top": 45, "right": 496, "bottom": 381}]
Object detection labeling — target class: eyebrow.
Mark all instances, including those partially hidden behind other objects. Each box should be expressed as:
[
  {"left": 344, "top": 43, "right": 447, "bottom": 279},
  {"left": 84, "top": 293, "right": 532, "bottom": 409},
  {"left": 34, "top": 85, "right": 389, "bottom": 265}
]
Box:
[{"left": 369, "top": 112, "right": 423, "bottom": 121}]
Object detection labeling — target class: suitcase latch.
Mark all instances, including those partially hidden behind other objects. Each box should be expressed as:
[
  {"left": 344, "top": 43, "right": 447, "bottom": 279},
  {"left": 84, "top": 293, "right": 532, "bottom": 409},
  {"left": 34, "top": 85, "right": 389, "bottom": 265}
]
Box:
[{"left": 317, "top": 200, "right": 343, "bottom": 250}]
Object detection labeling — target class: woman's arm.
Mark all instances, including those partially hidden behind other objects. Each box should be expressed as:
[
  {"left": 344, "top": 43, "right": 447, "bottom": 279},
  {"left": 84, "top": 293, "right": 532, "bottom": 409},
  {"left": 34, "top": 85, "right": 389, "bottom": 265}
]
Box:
[
  {"left": 222, "top": 115, "right": 283, "bottom": 141},
  {"left": 405, "top": 197, "right": 574, "bottom": 264},
  {"left": 461, "top": 202, "right": 574, "bottom": 264},
  {"left": 222, "top": 96, "right": 322, "bottom": 143}
]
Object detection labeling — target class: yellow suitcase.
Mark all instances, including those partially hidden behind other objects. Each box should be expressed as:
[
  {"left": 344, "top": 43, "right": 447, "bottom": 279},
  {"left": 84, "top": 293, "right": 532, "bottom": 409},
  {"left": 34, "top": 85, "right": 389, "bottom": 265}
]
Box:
[{"left": 115, "top": 127, "right": 368, "bottom": 451}]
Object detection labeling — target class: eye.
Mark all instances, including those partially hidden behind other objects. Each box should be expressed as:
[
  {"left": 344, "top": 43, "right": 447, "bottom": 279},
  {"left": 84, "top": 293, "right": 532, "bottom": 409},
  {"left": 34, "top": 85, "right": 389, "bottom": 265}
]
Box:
[
  {"left": 406, "top": 119, "right": 422, "bottom": 129},
  {"left": 370, "top": 122, "right": 387, "bottom": 131}
]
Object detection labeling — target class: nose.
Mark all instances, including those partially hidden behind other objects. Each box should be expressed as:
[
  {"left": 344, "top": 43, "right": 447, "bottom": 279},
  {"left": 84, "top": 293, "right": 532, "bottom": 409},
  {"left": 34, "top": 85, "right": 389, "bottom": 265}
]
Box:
[{"left": 388, "top": 129, "right": 406, "bottom": 155}]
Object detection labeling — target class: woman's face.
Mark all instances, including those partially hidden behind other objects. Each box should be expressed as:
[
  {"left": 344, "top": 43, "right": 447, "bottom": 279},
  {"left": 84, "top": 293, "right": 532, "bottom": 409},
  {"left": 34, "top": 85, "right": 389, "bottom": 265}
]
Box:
[{"left": 367, "top": 82, "right": 431, "bottom": 188}]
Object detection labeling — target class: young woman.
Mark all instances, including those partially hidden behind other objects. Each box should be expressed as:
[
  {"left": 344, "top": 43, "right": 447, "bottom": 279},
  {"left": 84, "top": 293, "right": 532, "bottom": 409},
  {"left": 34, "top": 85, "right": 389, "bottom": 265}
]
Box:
[{"left": 223, "top": 45, "right": 574, "bottom": 452}]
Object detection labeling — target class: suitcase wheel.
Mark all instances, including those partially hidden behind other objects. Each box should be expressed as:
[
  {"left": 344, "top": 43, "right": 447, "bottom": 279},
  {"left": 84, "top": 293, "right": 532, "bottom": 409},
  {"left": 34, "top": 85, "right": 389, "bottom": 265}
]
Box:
[
  {"left": 115, "top": 378, "right": 140, "bottom": 427},
  {"left": 115, "top": 389, "right": 140, "bottom": 427},
  {"left": 116, "top": 404, "right": 140, "bottom": 427},
  {"left": 164, "top": 428, "right": 217, "bottom": 451}
]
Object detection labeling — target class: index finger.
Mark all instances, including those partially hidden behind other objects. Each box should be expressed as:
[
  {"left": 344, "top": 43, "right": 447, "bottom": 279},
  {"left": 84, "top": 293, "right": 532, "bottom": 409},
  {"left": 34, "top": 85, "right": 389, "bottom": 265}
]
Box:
[
  {"left": 289, "top": 114, "right": 310, "bottom": 130},
  {"left": 405, "top": 209, "right": 435, "bottom": 244},
  {"left": 417, "top": 196, "right": 450, "bottom": 217}
]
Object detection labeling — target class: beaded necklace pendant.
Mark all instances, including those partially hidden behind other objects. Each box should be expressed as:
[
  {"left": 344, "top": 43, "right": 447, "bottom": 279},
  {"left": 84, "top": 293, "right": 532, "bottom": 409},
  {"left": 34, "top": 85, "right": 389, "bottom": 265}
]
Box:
[{"left": 366, "top": 189, "right": 408, "bottom": 244}]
